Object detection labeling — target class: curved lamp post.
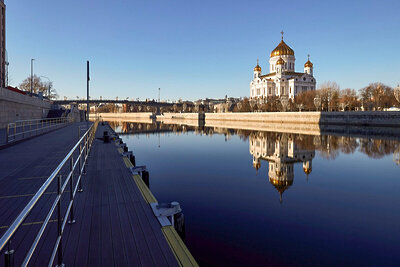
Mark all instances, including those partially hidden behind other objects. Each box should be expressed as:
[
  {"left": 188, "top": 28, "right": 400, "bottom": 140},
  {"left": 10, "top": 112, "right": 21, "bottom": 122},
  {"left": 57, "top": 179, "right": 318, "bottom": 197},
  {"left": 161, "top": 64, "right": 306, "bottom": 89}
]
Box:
[
  {"left": 249, "top": 99, "right": 256, "bottom": 111},
  {"left": 394, "top": 85, "right": 400, "bottom": 103},
  {"left": 314, "top": 95, "right": 321, "bottom": 111},
  {"left": 280, "top": 96, "right": 289, "bottom": 112},
  {"left": 40, "top": 76, "right": 51, "bottom": 98}
]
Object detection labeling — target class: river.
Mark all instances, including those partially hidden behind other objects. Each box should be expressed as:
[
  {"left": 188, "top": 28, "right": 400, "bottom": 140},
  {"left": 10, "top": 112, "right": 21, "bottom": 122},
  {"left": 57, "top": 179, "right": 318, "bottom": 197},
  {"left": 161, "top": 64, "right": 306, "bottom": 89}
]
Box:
[{"left": 109, "top": 120, "right": 400, "bottom": 266}]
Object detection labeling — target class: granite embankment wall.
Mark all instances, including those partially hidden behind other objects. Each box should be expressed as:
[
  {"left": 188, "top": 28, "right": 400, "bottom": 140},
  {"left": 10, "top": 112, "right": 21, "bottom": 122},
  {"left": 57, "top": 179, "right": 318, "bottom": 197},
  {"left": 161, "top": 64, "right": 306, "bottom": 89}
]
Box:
[
  {"left": 0, "top": 87, "right": 52, "bottom": 128},
  {"left": 160, "top": 111, "right": 400, "bottom": 127},
  {"left": 204, "top": 112, "right": 400, "bottom": 126},
  {"left": 91, "top": 111, "right": 400, "bottom": 127}
]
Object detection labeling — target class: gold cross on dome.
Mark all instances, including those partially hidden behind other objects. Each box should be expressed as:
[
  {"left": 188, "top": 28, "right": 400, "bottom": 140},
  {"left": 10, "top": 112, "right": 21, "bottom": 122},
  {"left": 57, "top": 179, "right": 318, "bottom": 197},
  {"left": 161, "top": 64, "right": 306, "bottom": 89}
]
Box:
[
  {"left": 257, "top": 58, "right": 259, "bottom": 65},
  {"left": 308, "top": 54, "right": 310, "bottom": 61},
  {"left": 281, "top": 31, "right": 284, "bottom": 40}
]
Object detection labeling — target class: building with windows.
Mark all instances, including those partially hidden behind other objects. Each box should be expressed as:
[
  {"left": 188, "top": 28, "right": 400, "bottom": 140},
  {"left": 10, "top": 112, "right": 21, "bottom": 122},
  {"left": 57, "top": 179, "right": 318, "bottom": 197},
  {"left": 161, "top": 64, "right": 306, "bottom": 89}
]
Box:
[
  {"left": 250, "top": 33, "right": 316, "bottom": 100},
  {"left": 0, "top": 0, "right": 5, "bottom": 88}
]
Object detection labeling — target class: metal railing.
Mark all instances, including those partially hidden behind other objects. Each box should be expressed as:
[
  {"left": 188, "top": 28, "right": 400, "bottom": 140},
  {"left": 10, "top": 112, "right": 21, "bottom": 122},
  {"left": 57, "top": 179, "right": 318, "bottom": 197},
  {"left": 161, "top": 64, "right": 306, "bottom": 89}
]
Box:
[
  {"left": 0, "top": 120, "right": 99, "bottom": 267},
  {"left": 6, "top": 117, "right": 73, "bottom": 144}
]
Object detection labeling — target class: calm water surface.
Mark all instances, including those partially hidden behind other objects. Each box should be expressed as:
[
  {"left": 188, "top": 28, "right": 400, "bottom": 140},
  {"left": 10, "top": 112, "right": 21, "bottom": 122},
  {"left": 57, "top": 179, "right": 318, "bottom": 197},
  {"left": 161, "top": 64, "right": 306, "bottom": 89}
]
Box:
[{"left": 110, "top": 121, "right": 400, "bottom": 266}]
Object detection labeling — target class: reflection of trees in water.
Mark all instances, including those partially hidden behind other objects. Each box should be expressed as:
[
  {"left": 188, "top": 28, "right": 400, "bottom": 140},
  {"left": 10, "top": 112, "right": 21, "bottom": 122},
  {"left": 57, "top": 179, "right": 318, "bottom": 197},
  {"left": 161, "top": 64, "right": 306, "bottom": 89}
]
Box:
[
  {"left": 109, "top": 121, "right": 400, "bottom": 160},
  {"left": 359, "top": 139, "right": 397, "bottom": 159}
]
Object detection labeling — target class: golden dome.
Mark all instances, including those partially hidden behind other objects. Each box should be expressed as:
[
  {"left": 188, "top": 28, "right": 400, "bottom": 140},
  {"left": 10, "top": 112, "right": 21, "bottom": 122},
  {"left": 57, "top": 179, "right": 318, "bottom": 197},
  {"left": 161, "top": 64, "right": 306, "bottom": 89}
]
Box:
[
  {"left": 304, "top": 60, "right": 313, "bottom": 68},
  {"left": 276, "top": 57, "right": 285, "bottom": 65},
  {"left": 270, "top": 40, "right": 294, "bottom": 57},
  {"left": 254, "top": 64, "right": 262, "bottom": 72},
  {"left": 253, "top": 162, "right": 261, "bottom": 170},
  {"left": 303, "top": 167, "right": 312, "bottom": 174}
]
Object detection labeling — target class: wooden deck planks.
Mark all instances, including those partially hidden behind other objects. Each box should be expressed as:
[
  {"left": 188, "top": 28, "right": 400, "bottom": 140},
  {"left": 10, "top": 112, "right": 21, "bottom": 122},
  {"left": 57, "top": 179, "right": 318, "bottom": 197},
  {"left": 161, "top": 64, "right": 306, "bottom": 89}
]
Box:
[{"left": 1, "top": 122, "right": 182, "bottom": 266}]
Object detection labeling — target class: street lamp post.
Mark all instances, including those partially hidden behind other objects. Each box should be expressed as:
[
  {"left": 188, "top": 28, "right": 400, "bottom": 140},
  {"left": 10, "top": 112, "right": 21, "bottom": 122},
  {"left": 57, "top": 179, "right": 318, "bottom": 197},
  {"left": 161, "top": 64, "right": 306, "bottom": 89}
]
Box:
[
  {"left": 158, "top": 88, "right": 160, "bottom": 103},
  {"left": 30, "top": 59, "right": 35, "bottom": 95},
  {"left": 394, "top": 85, "right": 400, "bottom": 104},
  {"left": 314, "top": 95, "right": 321, "bottom": 111}
]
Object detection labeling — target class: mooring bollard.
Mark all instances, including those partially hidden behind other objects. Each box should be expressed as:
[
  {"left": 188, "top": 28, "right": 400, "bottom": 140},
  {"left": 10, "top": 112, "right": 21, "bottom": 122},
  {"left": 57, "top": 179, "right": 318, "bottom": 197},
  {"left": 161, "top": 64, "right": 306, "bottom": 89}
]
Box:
[
  {"left": 103, "top": 131, "right": 110, "bottom": 143},
  {"left": 123, "top": 144, "right": 128, "bottom": 152},
  {"left": 130, "top": 154, "right": 136, "bottom": 167},
  {"left": 142, "top": 170, "right": 150, "bottom": 187},
  {"left": 4, "top": 241, "right": 15, "bottom": 267},
  {"left": 174, "top": 211, "right": 185, "bottom": 240}
]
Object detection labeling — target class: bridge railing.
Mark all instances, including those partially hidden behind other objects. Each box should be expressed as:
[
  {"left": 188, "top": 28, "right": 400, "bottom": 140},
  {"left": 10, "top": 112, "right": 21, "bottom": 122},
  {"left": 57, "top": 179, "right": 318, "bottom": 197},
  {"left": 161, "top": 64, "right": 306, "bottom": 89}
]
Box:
[
  {"left": 0, "top": 120, "right": 99, "bottom": 267},
  {"left": 6, "top": 117, "right": 73, "bottom": 144}
]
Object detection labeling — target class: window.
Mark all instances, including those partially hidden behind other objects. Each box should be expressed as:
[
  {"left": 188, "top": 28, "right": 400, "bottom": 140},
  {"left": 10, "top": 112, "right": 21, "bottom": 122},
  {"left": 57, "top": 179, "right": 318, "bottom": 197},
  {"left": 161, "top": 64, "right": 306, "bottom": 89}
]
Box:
[
  {"left": 302, "top": 86, "right": 307, "bottom": 91},
  {"left": 303, "top": 77, "right": 306, "bottom": 81},
  {"left": 269, "top": 87, "right": 272, "bottom": 94},
  {"left": 281, "top": 86, "right": 285, "bottom": 94},
  {"left": 254, "top": 74, "right": 256, "bottom": 79},
  {"left": 257, "top": 88, "right": 260, "bottom": 95},
  {"left": 295, "top": 86, "right": 298, "bottom": 93},
  {"left": 290, "top": 87, "right": 292, "bottom": 94}
]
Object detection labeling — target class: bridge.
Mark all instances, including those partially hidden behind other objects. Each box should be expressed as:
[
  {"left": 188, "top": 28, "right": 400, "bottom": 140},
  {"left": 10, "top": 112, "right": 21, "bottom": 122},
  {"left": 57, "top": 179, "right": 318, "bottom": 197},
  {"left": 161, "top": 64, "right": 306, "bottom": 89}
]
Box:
[{"left": 54, "top": 99, "right": 186, "bottom": 108}]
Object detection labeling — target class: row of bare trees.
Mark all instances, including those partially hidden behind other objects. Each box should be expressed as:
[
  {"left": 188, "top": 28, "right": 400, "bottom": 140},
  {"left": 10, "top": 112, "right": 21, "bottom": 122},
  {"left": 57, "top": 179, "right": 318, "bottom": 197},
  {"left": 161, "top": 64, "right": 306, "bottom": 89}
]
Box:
[{"left": 241, "top": 81, "right": 399, "bottom": 112}]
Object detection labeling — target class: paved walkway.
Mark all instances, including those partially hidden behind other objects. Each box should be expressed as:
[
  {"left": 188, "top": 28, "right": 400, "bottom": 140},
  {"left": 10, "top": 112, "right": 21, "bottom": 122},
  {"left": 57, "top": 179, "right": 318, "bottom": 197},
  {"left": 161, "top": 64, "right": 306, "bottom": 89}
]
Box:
[{"left": 0, "top": 122, "right": 90, "bottom": 265}]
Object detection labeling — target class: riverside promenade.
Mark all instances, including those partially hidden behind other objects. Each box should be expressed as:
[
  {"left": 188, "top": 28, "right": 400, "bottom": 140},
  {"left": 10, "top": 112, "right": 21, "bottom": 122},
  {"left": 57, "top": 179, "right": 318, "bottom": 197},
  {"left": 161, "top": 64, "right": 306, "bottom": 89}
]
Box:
[{"left": 0, "top": 121, "right": 196, "bottom": 266}]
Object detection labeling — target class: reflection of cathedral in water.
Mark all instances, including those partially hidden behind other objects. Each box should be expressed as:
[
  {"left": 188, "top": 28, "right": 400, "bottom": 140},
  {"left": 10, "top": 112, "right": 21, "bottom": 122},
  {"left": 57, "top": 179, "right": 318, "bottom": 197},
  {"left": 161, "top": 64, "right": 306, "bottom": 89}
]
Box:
[{"left": 249, "top": 133, "right": 315, "bottom": 202}]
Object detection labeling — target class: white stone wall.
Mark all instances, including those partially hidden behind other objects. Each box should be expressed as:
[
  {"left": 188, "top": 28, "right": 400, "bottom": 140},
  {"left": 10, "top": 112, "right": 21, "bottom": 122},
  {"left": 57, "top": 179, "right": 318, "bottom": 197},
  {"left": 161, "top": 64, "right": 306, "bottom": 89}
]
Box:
[{"left": 0, "top": 87, "right": 51, "bottom": 128}]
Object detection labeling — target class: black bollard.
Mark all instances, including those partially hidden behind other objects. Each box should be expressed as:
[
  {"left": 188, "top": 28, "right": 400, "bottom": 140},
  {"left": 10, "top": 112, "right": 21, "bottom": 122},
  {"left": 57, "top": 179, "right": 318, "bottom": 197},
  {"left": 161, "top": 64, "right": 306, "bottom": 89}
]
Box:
[
  {"left": 130, "top": 154, "right": 136, "bottom": 167},
  {"left": 123, "top": 145, "right": 128, "bottom": 152},
  {"left": 174, "top": 212, "right": 186, "bottom": 241},
  {"left": 142, "top": 170, "right": 149, "bottom": 188},
  {"left": 103, "top": 131, "right": 110, "bottom": 143}
]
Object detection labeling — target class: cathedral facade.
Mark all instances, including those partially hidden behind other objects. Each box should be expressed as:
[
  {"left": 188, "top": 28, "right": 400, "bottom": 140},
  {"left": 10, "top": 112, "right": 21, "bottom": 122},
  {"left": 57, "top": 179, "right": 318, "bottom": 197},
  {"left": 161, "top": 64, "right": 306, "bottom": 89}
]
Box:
[{"left": 250, "top": 33, "right": 316, "bottom": 100}]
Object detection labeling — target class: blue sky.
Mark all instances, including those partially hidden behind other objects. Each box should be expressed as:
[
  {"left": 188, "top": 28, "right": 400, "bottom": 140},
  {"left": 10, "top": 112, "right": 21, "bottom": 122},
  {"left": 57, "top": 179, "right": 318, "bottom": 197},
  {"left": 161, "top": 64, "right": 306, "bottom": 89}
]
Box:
[{"left": 6, "top": 0, "right": 400, "bottom": 101}]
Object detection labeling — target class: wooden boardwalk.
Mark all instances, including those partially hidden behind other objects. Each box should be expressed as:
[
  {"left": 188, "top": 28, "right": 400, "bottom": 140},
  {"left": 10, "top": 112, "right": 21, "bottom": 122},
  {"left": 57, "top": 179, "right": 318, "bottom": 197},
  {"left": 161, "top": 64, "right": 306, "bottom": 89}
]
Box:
[{"left": 0, "top": 122, "right": 195, "bottom": 266}]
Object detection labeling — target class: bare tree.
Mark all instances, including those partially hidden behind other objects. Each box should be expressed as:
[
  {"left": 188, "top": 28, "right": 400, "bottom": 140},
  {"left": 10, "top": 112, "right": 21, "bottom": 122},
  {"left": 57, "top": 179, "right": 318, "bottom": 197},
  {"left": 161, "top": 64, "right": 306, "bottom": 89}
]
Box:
[{"left": 19, "top": 75, "right": 58, "bottom": 99}]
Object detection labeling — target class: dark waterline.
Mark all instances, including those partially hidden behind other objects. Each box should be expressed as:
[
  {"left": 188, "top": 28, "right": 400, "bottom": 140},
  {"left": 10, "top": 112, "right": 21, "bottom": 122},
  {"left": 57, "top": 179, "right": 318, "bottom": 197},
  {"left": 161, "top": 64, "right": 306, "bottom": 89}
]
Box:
[{"left": 110, "top": 121, "right": 400, "bottom": 266}]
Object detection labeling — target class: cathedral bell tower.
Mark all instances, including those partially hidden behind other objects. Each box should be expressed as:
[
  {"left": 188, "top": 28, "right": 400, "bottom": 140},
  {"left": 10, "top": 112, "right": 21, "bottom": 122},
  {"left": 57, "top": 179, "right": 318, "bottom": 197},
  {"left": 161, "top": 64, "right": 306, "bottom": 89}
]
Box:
[
  {"left": 253, "top": 59, "right": 262, "bottom": 79},
  {"left": 304, "top": 55, "right": 313, "bottom": 76}
]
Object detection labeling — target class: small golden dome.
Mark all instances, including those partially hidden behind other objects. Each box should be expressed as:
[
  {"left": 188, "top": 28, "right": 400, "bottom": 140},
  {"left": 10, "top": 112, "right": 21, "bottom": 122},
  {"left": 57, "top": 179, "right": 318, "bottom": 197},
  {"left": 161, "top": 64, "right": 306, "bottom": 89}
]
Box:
[
  {"left": 303, "top": 167, "right": 312, "bottom": 174},
  {"left": 270, "top": 40, "right": 295, "bottom": 57},
  {"left": 276, "top": 57, "right": 285, "bottom": 65},
  {"left": 304, "top": 60, "right": 313, "bottom": 68},
  {"left": 254, "top": 64, "right": 262, "bottom": 72},
  {"left": 253, "top": 162, "right": 261, "bottom": 170}
]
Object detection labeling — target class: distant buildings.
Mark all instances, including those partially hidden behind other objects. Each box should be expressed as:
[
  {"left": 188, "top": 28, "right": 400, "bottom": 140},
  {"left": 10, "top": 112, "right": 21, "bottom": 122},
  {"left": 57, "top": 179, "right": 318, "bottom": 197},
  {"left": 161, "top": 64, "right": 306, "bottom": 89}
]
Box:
[{"left": 250, "top": 33, "right": 316, "bottom": 100}]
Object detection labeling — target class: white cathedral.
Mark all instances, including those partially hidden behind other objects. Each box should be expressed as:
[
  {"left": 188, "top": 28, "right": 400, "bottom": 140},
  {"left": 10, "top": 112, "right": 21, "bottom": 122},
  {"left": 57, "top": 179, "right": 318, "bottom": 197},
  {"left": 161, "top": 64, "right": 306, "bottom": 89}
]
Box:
[{"left": 250, "top": 33, "right": 316, "bottom": 100}]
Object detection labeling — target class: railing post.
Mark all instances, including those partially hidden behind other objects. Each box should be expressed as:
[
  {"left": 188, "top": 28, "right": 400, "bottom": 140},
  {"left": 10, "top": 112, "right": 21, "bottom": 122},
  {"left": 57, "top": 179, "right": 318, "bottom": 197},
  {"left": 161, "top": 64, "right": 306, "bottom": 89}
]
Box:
[
  {"left": 57, "top": 174, "right": 64, "bottom": 267},
  {"left": 68, "top": 157, "right": 76, "bottom": 224},
  {"left": 6, "top": 124, "right": 9, "bottom": 143},
  {"left": 78, "top": 142, "right": 83, "bottom": 192},
  {"left": 4, "top": 241, "right": 15, "bottom": 267}
]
